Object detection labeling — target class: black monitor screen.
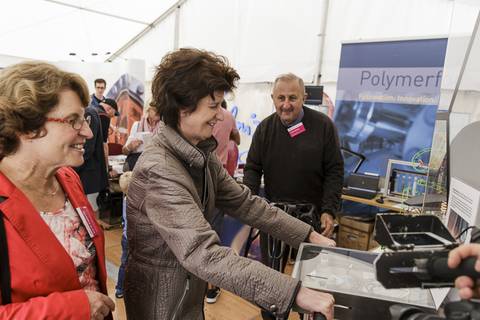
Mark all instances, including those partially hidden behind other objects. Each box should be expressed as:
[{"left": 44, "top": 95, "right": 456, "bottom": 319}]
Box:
[
  {"left": 305, "top": 85, "right": 323, "bottom": 105},
  {"left": 391, "top": 232, "right": 444, "bottom": 246}
]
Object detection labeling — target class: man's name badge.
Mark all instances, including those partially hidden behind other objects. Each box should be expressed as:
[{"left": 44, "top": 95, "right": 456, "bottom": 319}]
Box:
[
  {"left": 76, "top": 206, "right": 99, "bottom": 238},
  {"left": 287, "top": 122, "right": 306, "bottom": 138}
]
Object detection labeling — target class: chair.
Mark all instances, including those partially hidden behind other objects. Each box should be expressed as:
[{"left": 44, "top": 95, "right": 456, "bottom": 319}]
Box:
[{"left": 108, "top": 143, "right": 123, "bottom": 156}]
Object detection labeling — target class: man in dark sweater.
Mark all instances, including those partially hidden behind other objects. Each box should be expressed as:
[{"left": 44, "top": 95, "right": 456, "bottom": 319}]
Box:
[{"left": 244, "top": 73, "right": 343, "bottom": 319}]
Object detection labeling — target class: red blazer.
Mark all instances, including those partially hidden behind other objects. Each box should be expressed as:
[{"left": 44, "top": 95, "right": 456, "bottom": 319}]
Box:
[{"left": 0, "top": 167, "right": 112, "bottom": 319}]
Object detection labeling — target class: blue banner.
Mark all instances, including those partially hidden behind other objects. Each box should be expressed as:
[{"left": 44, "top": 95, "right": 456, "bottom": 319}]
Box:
[{"left": 335, "top": 38, "right": 448, "bottom": 177}]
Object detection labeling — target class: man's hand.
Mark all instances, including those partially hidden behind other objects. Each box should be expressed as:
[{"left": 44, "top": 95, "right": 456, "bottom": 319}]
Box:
[
  {"left": 308, "top": 230, "right": 336, "bottom": 247},
  {"left": 320, "top": 213, "right": 335, "bottom": 238},
  {"left": 448, "top": 244, "right": 480, "bottom": 299},
  {"left": 295, "top": 287, "right": 334, "bottom": 320}
]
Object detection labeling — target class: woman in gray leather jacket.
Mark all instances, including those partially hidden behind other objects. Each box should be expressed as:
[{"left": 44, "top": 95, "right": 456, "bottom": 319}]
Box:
[{"left": 124, "top": 48, "right": 335, "bottom": 320}]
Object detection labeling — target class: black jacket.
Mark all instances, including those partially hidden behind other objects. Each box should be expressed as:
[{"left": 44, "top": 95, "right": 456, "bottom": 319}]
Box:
[{"left": 74, "top": 106, "right": 108, "bottom": 194}]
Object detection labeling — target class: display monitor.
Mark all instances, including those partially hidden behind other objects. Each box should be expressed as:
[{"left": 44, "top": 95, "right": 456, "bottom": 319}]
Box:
[
  {"left": 304, "top": 85, "right": 323, "bottom": 105},
  {"left": 384, "top": 159, "right": 428, "bottom": 202}
]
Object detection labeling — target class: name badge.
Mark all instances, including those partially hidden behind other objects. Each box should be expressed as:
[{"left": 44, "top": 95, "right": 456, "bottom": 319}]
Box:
[
  {"left": 76, "top": 206, "right": 99, "bottom": 238},
  {"left": 287, "top": 122, "right": 306, "bottom": 138}
]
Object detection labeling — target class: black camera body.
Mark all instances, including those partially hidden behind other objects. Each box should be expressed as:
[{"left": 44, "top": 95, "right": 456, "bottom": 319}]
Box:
[
  {"left": 271, "top": 202, "right": 320, "bottom": 231},
  {"left": 266, "top": 202, "right": 319, "bottom": 271},
  {"left": 390, "top": 300, "right": 480, "bottom": 320}
]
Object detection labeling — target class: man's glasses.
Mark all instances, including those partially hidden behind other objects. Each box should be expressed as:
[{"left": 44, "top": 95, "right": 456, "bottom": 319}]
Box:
[
  {"left": 46, "top": 115, "right": 91, "bottom": 130},
  {"left": 95, "top": 86, "right": 105, "bottom": 90}
]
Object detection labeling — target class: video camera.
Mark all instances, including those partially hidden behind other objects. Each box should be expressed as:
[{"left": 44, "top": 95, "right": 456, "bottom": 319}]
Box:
[
  {"left": 376, "top": 249, "right": 480, "bottom": 320},
  {"left": 374, "top": 214, "right": 480, "bottom": 320}
]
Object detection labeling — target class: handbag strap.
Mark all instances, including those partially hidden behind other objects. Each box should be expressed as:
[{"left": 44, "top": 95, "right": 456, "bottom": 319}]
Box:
[{"left": 0, "top": 196, "right": 12, "bottom": 304}]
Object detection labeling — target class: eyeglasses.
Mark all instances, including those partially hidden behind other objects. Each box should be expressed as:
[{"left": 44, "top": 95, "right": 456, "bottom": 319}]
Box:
[
  {"left": 95, "top": 86, "right": 105, "bottom": 90},
  {"left": 46, "top": 115, "right": 91, "bottom": 130}
]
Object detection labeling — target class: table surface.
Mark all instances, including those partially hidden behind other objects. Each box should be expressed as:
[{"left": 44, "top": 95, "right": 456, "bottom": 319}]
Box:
[{"left": 341, "top": 193, "right": 412, "bottom": 213}]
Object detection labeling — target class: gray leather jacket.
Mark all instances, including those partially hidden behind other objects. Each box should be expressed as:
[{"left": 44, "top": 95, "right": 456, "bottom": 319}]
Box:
[{"left": 125, "top": 122, "right": 311, "bottom": 319}]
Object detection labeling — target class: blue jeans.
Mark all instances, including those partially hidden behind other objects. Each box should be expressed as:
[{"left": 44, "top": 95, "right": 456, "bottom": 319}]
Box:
[{"left": 115, "top": 234, "right": 128, "bottom": 294}]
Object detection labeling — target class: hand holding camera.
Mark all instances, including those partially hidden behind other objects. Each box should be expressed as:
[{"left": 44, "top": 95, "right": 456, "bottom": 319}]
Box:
[{"left": 448, "top": 243, "right": 480, "bottom": 299}]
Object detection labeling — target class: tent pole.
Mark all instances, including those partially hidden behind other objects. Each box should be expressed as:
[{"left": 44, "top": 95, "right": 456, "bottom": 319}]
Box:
[
  {"left": 313, "top": 0, "right": 330, "bottom": 85},
  {"left": 107, "top": 0, "right": 188, "bottom": 62},
  {"left": 174, "top": 5, "right": 181, "bottom": 50}
]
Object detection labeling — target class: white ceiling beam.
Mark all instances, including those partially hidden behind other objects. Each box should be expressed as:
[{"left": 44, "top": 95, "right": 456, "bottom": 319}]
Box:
[
  {"left": 107, "top": 0, "right": 188, "bottom": 62},
  {"left": 42, "top": 0, "right": 150, "bottom": 25}
]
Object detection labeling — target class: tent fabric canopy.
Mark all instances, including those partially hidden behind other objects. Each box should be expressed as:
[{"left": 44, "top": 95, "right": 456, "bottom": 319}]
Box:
[
  {"left": 2, "top": 0, "right": 480, "bottom": 90},
  {"left": 0, "top": 0, "right": 178, "bottom": 62}
]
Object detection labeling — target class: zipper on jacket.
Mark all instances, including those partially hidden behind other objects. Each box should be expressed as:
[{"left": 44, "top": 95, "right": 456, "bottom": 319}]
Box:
[
  {"left": 200, "top": 153, "right": 209, "bottom": 213},
  {"left": 171, "top": 274, "right": 190, "bottom": 320}
]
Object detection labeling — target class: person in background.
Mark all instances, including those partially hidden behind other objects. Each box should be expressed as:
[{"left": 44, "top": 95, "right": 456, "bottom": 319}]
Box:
[
  {"left": 74, "top": 103, "right": 108, "bottom": 216},
  {"left": 448, "top": 243, "right": 480, "bottom": 299},
  {"left": 121, "top": 106, "right": 161, "bottom": 172},
  {"left": 225, "top": 139, "right": 239, "bottom": 179},
  {"left": 90, "top": 78, "right": 107, "bottom": 108},
  {"left": 243, "top": 73, "right": 343, "bottom": 319},
  {"left": 125, "top": 48, "right": 335, "bottom": 320},
  {"left": 95, "top": 98, "right": 120, "bottom": 179},
  {"left": 116, "top": 107, "right": 160, "bottom": 298},
  {"left": 97, "top": 98, "right": 120, "bottom": 140},
  {"left": 115, "top": 171, "right": 133, "bottom": 299},
  {"left": 204, "top": 100, "right": 241, "bottom": 304},
  {"left": 212, "top": 100, "right": 240, "bottom": 175},
  {"left": 0, "top": 62, "right": 114, "bottom": 319}
]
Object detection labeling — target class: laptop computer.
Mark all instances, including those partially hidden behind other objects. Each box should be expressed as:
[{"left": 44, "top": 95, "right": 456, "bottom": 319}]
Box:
[{"left": 343, "top": 173, "right": 379, "bottom": 200}]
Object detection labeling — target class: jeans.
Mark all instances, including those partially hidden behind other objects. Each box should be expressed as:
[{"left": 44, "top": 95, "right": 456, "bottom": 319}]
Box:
[{"left": 115, "top": 234, "right": 128, "bottom": 294}]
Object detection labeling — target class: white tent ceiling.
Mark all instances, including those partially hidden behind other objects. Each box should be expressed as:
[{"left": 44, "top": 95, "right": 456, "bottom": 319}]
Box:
[
  {"left": 3, "top": 0, "right": 480, "bottom": 159},
  {"left": 0, "top": 0, "right": 179, "bottom": 62},
  {"left": 2, "top": 0, "right": 480, "bottom": 91}
]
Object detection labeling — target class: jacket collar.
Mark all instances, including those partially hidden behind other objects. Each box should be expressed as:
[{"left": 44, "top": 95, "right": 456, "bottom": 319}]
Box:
[{"left": 156, "top": 121, "right": 217, "bottom": 169}]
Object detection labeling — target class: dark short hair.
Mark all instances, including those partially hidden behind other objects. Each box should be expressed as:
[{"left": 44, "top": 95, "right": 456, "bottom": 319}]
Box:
[
  {"left": 94, "top": 78, "right": 106, "bottom": 87},
  {"left": 0, "top": 61, "right": 89, "bottom": 160},
  {"left": 150, "top": 48, "right": 240, "bottom": 128},
  {"left": 102, "top": 98, "right": 118, "bottom": 111}
]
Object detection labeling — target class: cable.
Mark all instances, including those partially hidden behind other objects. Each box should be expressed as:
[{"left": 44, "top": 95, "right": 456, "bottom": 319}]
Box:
[{"left": 456, "top": 226, "right": 476, "bottom": 241}]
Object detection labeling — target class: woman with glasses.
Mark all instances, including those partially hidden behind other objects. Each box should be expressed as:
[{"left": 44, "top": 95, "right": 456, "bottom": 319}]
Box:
[{"left": 0, "top": 62, "right": 115, "bottom": 319}]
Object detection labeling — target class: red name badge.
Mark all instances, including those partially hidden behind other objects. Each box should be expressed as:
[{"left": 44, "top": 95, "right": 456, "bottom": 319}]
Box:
[
  {"left": 76, "top": 206, "right": 99, "bottom": 238},
  {"left": 287, "top": 122, "right": 306, "bottom": 138}
]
